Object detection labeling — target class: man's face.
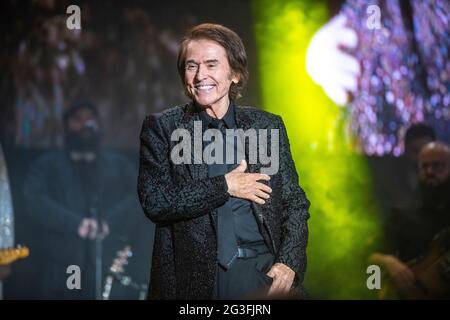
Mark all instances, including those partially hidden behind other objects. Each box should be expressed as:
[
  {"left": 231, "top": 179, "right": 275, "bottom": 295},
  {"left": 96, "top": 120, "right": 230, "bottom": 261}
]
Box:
[
  {"left": 65, "top": 107, "right": 100, "bottom": 152},
  {"left": 184, "top": 39, "right": 238, "bottom": 111},
  {"left": 418, "top": 147, "right": 450, "bottom": 187},
  {"left": 67, "top": 108, "right": 98, "bottom": 134}
]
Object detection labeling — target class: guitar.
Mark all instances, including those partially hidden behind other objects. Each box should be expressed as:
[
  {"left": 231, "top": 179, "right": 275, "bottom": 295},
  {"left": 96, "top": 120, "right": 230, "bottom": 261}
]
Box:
[
  {"left": 102, "top": 245, "right": 132, "bottom": 300},
  {"left": 380, "top": 228, "right": 450, "bottom": 299},
  {"left": 0, "top": 245, "right": 29, "bottom": 265}
]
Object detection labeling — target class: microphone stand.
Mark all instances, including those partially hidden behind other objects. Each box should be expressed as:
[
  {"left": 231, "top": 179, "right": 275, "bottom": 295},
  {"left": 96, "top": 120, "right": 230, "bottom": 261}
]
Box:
[{"left": 90, "top": 193, "right": 103, "bottom": 300}]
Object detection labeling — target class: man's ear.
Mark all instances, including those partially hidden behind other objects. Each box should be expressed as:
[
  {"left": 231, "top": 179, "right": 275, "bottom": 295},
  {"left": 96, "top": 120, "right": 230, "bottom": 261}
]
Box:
[{"left": 228, "top": 69, "right": 239, "bottom": 84}]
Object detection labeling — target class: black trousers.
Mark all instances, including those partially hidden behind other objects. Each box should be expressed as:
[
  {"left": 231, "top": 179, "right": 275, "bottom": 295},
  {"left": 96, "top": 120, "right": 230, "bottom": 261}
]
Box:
[{"left": 215, "top": 244, "right": 274, "bottom": 300}]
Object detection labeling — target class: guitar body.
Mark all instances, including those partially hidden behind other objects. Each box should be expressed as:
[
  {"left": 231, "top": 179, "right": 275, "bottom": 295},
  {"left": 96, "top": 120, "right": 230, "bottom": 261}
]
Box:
[{"left": 380, "top": 228, "right": 450, "bottom": 299}]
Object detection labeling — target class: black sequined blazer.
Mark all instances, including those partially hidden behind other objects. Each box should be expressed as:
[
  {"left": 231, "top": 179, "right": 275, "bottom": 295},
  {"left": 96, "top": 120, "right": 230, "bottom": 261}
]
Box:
[{"left": 138, "top": 103, "right": 310, "bottom": 299}]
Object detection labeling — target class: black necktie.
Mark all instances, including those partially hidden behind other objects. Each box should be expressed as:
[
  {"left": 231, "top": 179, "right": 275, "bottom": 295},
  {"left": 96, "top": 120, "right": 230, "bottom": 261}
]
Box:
[{"left": 208, "top": 119, "right": 238, "bottom": 269}]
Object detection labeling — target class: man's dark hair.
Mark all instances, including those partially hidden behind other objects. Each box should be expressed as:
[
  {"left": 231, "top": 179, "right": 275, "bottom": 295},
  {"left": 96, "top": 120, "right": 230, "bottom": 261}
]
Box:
[
  {"left": 404, "top": 123, "right": 436, "bottom": 147},
  {"left": 177, "top": 23, "right": 249, "bottom": 100},
  {"left": 63, "top": 99, "right": 99, "bottom": 127}
]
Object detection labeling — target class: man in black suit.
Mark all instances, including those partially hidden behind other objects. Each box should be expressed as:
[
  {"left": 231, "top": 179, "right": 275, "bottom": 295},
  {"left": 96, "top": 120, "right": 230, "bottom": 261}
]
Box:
[{"left": 138, "top": 23, "right": 310, "bottom": 299}]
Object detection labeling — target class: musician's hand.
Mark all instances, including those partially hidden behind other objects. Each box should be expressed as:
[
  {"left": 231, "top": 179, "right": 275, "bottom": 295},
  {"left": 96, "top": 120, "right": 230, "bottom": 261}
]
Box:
[
  {"left": 100, "top": 221, "right": 110, "bottom": 239},
  {"left": 225, "top": 160, "right": 272, "bottom": 205},
  {"left": 78, "top": 218, "right": 110, "bottom": 240},
  {"left": 266, "top": 263, "right": 295, "bottom": 296},
  {"left": 78, "top": 218, "right": 91, "bottom": 239},
  {"left": 306, "top": 14, "right": 360, "bottom": 105},
  {"left": 87, "top": 219, "right": 110, "bottom": 240},
  {"left": 385, "top": 256, "right": 416, "bottom": 290}
]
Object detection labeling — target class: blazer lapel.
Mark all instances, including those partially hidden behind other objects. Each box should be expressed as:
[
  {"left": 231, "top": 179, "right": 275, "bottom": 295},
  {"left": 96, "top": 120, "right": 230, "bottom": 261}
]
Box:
[
  {"left": 179, "top": 103, "right": 208, "bottom": 181},
  {"left": 235, "top": 106, "right": 262, "bottom": 174},
  {"left": 235, "top": 107, "right": 268, "bottom": 224}
]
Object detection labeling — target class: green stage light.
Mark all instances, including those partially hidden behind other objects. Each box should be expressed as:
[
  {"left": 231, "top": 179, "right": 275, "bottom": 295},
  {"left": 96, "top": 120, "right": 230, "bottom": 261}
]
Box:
[{"left": 252, "top": 0, "right": 383, "bottom": 299}]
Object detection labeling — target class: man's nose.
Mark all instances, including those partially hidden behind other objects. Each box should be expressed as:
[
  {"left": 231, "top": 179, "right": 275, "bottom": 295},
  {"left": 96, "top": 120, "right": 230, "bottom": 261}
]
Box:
[{"left": 195, "top": 64, "right": 207, "bottom": 81}]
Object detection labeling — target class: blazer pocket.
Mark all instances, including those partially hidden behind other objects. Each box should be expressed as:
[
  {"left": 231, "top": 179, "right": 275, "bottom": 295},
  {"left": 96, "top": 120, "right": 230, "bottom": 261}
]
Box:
[
  {"left": 255, "top": 254, "right": 274, "bottom": 288},
  {"left": 255, "top": 268, "right": 273, "bottom": 287}
]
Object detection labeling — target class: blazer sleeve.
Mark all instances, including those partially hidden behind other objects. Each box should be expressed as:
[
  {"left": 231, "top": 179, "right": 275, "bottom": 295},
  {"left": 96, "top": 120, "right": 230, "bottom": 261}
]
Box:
[
  {"left": 138, "top": 114, "right": 229, "bottom": 224},
  {"left": 274, "top": 116, "right": 311, "bottom": 289}
]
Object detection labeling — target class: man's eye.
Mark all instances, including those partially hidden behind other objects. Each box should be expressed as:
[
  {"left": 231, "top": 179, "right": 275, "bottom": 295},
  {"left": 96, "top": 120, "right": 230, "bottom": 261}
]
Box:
[
  {"left": 207, "top": 64, "right": 217, "bottom": 68},
  {"left": 186, "top": 64, "right": 197, "bottom": 70}
]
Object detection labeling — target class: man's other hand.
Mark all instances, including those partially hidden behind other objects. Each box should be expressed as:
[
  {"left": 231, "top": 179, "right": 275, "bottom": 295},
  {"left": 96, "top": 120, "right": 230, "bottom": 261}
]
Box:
[{"left": 267, "top": 263, "right": 295, "bottom": 296}]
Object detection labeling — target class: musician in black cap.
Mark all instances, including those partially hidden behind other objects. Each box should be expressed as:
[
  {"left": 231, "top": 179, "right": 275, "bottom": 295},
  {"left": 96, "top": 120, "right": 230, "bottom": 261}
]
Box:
[{"left": 24, "top": 100, "right": 143, "bottom": 299}]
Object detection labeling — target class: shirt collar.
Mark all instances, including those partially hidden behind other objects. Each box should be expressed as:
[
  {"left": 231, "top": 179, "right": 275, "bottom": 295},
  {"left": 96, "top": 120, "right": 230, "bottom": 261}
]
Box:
[{"left": 198, "top": 100, "right": 236, "bottom": 129}]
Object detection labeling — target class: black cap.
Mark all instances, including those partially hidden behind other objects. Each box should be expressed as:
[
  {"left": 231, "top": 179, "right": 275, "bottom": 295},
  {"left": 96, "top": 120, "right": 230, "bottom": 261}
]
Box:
[{"left": 63, "top": 99, "right": 99, "bottom": 126}]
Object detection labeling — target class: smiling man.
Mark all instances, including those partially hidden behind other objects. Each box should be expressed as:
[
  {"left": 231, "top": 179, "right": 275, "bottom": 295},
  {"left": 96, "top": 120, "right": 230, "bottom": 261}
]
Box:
[{"left": 138, "top": 23, "right": 310, "bottom": 299}]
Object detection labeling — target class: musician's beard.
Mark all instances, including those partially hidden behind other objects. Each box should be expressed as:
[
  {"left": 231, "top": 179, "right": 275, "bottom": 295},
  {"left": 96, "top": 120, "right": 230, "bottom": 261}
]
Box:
[
  {"left": 420, "top": 177, "right": 450, "bottom": 208},
  {"left": 65, "top": 129, "right": 100, "bottom": 154}
]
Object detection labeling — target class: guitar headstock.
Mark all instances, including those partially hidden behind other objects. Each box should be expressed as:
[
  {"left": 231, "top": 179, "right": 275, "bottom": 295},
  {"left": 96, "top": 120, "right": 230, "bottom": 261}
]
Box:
[
  {"left": 109, "top": 246, "right": 132, "bottom": 275},
  {"left": 102, "top": 245, "right": 134, "bottom": 300},
  {"left": 0, "top": 245, "right": 30, "bottom": 265}
]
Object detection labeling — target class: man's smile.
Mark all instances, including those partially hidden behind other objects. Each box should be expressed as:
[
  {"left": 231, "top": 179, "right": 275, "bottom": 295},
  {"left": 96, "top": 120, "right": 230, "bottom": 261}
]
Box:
[{"left": 194, "top": 84, "right": 216, "bottom": 91}]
